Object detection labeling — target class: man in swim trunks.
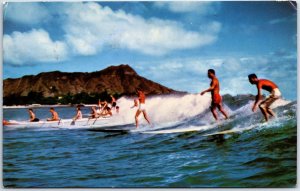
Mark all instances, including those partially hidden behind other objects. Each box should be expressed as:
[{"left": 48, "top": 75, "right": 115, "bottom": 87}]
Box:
[
  {"left": 28, "top": 108, "right": 39, "bottom": 122},
  {"left": 248, "top": 73, "right": 281, "bottom": 122},
  {"left": 135, "top": 89, "right": 151, "bottom": 128},
  {"left": 47, "top": 107, "right": 60, "bottom": 121},
  {"left": 200, "top": 69, "right": 229, "bottom": 121}
]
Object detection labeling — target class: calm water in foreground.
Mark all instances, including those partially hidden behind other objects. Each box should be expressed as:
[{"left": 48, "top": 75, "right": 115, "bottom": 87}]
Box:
[{"left": 3, "top": 101, "right": 297, "bottom": 188}]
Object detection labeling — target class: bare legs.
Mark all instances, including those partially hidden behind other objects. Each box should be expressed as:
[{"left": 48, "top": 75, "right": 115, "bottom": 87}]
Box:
[
  {"left": 258, "top": 98, "right": 277, "bottom": 122},
  {"left": 211, "top": 106, "right": 218, "bottom": 121},
  {"left": 259, "top": 105, "right": 276, "bottom": 122},
  {"left": 135, "top": 110, "right": 151, "bottom": 128},
  {"left": 211, "top": 104, "right": 229, "bottom": 121},
  {"left": 218, "top": 105, "right": 229, "bottom": 119}
]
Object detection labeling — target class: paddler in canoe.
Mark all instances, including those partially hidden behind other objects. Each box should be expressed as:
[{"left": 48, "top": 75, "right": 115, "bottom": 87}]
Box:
[
  {"left": 28, "top": 108, "right": 39, "bottom": 122},
  {"left": 73, "top": 106, "right": 82, "bottom": 120},
  {"left": 47, "top": 107, "right": 60, "bottom": 121}
]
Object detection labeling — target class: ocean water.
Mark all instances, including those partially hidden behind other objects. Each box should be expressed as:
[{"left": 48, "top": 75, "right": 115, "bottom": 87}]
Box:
[{"left": 3, "top": 94, "right": 297, "bottom": 188}]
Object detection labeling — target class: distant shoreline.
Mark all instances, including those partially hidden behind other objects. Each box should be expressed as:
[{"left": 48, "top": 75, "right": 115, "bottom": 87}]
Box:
[{"left": 2, "top": 104, "right": 99, "bottom": 109}]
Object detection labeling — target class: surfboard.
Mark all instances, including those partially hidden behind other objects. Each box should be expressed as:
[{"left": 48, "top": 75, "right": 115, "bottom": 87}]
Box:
[
  {"left": 202, "top": 120, "right": 272, "bottom": 137},
  {"left": 202, "top": 129, "right": 242, "bottom": 136},
  {"left": 88, "top": 128, "right": 131, "bottom": 133},
  {"left": 141, "top": 124, "right": 215, "bottom": 134},
  {"left": 140, "top": 117, "right": 236, "bottom": 135}
]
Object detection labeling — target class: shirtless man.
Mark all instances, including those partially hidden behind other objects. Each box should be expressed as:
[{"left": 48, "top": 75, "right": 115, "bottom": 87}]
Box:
[
  {"left": 73, "top": 107, "right": 82, "bottom": 120},
  {"left": 135, "top": 89, "right": 151, "bottom": 128},
  {"left": 200, "top": 69, "right": 229, "bottom": 121},
  {"left": 248, "top": 74, "right": 281, "bottom": 122},
  {"left": 101, "top": 106, "right": 113, "bottom": 117},
  {"left": 47, "top": 107, "right": 60, "bottom": 121},
  {"left": 28, "top": 108, "right": 39, "bottom": 122},
  {"left": 90, "top": 106, "right": 98, "bottom": 119}
]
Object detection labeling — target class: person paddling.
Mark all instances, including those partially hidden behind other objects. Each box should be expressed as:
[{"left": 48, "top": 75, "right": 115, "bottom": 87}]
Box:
[
  {"left": 200, "top": 69, "right": 229, "bottom": 121},
  {"left": 110, "top": 95, "right": 117, "bottom": 109},
  {"left": 73, "top": 106, "right": 82, "bottom": 120},
  {"left": 28, "top": 108, "right": 39, "bottom": 122},
  {"left": 134, "top": 89, "right": 151, "bottom": 128},
  {"left": 90, "top": 106, "right": 98, "bottom": 119},
  {"left": 47, "top": 107, "right": 60, "bottom": 121},
  {"left": 248, "top": 74, "right": 281, "bottom": 122}
]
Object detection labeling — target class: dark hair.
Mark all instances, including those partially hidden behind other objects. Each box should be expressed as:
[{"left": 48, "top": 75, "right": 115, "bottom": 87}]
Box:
[
  {"left": 116, "top": 106, "right": 119, "bottom": 109},
  {"left": 77, "top": 107, "right": 81, "bottom": 110},
  {"left": 248, "top": 74, "right": 257, "bottom": 79},
  {"left": 28, "top": 108, "right": 33, "bottom": 111},
  {"left": 50, "top": 107, "right": 54, "bottom": 110},
  {"left": 208, "top": 69, "right": 215, "bottom": 75}
]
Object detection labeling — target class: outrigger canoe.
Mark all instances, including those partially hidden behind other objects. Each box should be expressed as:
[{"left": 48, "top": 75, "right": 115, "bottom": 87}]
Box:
[{"left": 3, "top": 117, "right": 131, "bottom": 129}]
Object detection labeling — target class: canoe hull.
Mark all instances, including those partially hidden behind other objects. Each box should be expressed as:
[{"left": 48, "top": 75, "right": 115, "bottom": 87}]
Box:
[{"left": 3, "top": 117, "right": 130, "bottom": 129}]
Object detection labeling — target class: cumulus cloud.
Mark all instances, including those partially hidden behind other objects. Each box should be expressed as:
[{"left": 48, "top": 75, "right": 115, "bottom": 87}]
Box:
[
  {"left": 4, "top": 29, "right": 68, "bottom": 65},
  {"left": 63, "top": 2, "right": 221, "bottom": 56},
  {"left": 4, "top": 2, "right": 50, "bottom": 25},
  {"left": 4, "top": 2, "right": 222, "bottom": 65},
  {"left": 3, "top": 2, "right": 222, "bottom": 64},
  {"left": 154, "top": 1, "right": 219, "bottom": 14}
]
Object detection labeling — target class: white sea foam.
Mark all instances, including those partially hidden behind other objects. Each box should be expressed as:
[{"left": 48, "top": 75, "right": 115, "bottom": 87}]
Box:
[
  {"left": 4, "top": 94, "right": 293, "bottom": 132},
  {"left": 113, "top": 94, "right": 212, "bottom": 125}
]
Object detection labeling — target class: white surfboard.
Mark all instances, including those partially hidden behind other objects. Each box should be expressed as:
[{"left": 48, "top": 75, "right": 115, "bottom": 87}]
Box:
[
  {"left": 202, "top": 129, "right": 242, "bottom": 136},
  {"left": 140, "top": 117, "right": 235, "bottom": 135},
  {"left": 141, "top": 124, "right": 215, "bottom": 134}
]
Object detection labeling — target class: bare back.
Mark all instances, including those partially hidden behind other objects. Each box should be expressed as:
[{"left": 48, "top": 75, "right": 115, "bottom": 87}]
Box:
[
  {"left": 29, "top": 111, "right": 35, "bottom": 120},
  {"left": 258, "top": 79, "right": 278, "bottom": 93},
  {"left": 52, "top": 111, "right": 59, "bottom": 120}
]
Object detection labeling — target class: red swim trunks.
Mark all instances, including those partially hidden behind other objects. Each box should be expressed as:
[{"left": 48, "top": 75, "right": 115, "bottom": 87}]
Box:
[{"left": 212, "top": 93, "right": 222, "bottom": 106}]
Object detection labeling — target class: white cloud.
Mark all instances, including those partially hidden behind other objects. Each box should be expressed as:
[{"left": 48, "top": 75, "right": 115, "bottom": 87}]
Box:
[
  {"left": 154, "top": 1, "right": 219, "bottom": 14},
  {"left": 3, "top": 2, "right": 222, "bottom": 65},
  {"left": 4, "top": 29, "right": 68, "bottom": 65},
  {"left": 4, "top": 2, "right": 50, "bottom": 25},
  {"left": 63, "top": 2, "right": 221, "bottom": 56},
  {"left": 269, "top": 17, "right": 289, "bottom": 25}
]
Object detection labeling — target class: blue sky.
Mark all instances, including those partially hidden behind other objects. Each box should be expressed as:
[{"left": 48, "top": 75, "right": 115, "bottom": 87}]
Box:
[{"left": 3, "top": 1, "right": 297, "bottom": 100}]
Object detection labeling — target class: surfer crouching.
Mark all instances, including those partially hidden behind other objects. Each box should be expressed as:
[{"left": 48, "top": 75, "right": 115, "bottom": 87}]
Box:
[
  {"left": 200, "top": 69, "right": 229, "bottom": 121},
  {"left": 134, "top": 89, "right": 151, "bottom": 128},
  {"left": 248, "top": 74, "right": 281, "bottom": 122}
]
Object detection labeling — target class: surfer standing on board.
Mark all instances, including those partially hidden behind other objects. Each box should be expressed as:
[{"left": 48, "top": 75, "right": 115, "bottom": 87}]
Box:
[
  {"left": 248, "top": 74, "right": 281, "bottom": 122},
  {"left": 134, "top": 89, "right": 151, "bottom": 128},
  {"left": 47, "top": 108, "right": 60, "bottom": 121},
  {"left": 200, "top": 69, "right": 229, "bottom": 121}
]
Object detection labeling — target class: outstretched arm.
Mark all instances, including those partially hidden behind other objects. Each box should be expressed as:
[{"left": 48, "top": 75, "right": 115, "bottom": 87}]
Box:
[
  {"left": 252, "top": 84, "right": 262, "bottom": 112},
  {"left": 200, "top": 79, "right": 216, "bottom": 95}
]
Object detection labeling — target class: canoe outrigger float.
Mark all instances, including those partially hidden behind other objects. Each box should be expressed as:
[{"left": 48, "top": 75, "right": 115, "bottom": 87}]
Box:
[{"left": 3, "top": 117, "right": 131, "bottom": 129}]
